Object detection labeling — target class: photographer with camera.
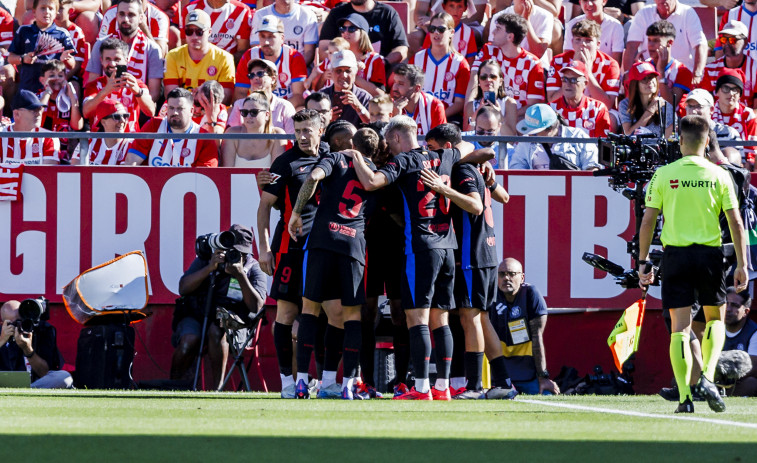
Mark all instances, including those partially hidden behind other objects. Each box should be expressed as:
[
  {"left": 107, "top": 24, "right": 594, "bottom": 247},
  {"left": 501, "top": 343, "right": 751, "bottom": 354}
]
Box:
[
  {"left": 170, "top": 224, "right": 267, "bottom": 390},
  {"left": 638, "top": 115, "right": 748, "bottom": 414},
  {"left": 0, "top": 300, "right": 73, "bottom": 389}
]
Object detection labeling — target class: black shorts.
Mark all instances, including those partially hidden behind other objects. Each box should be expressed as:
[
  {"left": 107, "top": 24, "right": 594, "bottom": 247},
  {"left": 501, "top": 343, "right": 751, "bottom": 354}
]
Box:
[
  {"left": 270, "top": 249, "right": 304, "bottom": 305},
  {"left": 454, "top": 265, "right": 497, "bottom": 310},
  {"left": 365, "top": 239, "right": 403, "bottom": 299},
  {"left": 302, "top": 248, "right": 366, "bottom": 306},
  {"left": 661, "top": 245, "right": 727, "bottom": 310},
  {"left": 401, "top": 248, "right": 455, "bottom": 310}
]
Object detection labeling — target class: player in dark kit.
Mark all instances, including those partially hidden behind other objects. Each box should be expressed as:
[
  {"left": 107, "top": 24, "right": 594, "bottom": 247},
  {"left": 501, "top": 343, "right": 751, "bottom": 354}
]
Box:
[
  {"left": 257, "top": 109, "right": 329, "bottom": 399},
  {"left": 288, "top": 128, "right": 380, "bottom": 400},
  {"left": 351, "top": 115, "right": 494, "bottom": 400}
]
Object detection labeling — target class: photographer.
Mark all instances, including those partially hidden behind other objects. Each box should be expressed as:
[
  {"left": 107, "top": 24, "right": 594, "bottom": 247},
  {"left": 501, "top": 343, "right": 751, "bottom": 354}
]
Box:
[
  {"left": 170, "top": 225, "right": 267, "bottom": 390},
  {"left": 0, "top": 301, "right": 73, "bottom": 389}
]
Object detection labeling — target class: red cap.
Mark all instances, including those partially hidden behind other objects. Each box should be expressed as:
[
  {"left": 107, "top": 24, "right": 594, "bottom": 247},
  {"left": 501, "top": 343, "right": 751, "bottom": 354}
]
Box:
[
  {"left": 628, "top": 61, "right": 660, "bottom": 81},
  {"left": 95, "top": 98, "right": 126, "bottom": 126},
  {"left": 717, "top": 67, "right": 746, "bottom": 84},
  {"left": 559, "top": 60, "right": 587, "bottom": 78}
]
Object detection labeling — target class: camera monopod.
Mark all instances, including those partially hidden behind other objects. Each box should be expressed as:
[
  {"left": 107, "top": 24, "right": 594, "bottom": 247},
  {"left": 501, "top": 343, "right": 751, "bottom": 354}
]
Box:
[{"left": 193, "top": 270, "right": 217, "bottom": 391}]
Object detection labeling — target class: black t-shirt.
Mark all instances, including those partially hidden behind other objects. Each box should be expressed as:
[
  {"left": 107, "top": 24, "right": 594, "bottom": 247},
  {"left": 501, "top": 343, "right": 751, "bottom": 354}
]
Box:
[
  {"left": 379, "top": 147, "right": 461, "bottom": 253},
  {"left": 452, "top": 163, "right": 498, "bottom": 269},
  {"left": 263, "top": 143, "right": 327, "bottom": 253},
  {"left": 319, "top": 2, "right": 408, "bottom": 58},
  {"left": 0, "top": 322, "right": 62, "bottom": 381},
  {"left": 306, "top": 152, "right": 376, "bottom": 264}
]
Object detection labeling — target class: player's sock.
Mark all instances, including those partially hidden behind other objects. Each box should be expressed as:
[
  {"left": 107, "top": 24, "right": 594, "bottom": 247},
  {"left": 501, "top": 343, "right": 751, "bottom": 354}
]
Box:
[
  {"left": 315, "top": 313, "right": 328, "bottom": 380},
  {"left": 280, "top": 374, "right": 294, "bottom": 389},
  {"left": 670, "top": 332, "right": 693, "bottom": 402},
  {"left": 450, "top": 377, "right": 467, "bottom": 390},
  {"left": 295, "top": 313, "right": 318, "bottom": 380},
  {"left": 393, "top": 324, "right": 410, "bottom": 383},
  {"left": 273, "top": 322, "right": 293, "bottom": 376},
  {"left": 343, "top": 320, "right": 362, "bottom": 382},
  {"left": 489, "top": 355, "right": 512, "bottom": 388},
  {"left": 465, "top": 351, "right": 484, "bottom": 391},
  {"left": 324, "top": 324, "right": 345, "bottom": 384},
  {"left": 433, "top": 326, "right": 453, "bottom": 389},
  {"left": 448, "top": 314, "right": 465, "bottom": 382},
  {"left": 408, "top": 324, "right": 431, "bottom": 390},
  {"left": 360, "top": 317, "right": 376, "bottom": 386},
  {"left": 701, "top": 320, "right": 726, "bottom": 381},
  {"left": 322, "top": 370, "right": 337, "bottom": 388},
  {"left": 415, "top": 377, "right": 430, "bottom": 394}
]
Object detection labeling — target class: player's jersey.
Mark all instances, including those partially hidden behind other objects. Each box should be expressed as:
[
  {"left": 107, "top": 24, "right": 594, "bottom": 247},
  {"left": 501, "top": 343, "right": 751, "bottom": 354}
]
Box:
[
  {"left": 236, "top": 45, "right": 307, "bottom": 100},
  {"left": 550, "top": 96, "right": 611, "bottom": 138},
  {"left": 451, "top": 163, "right": 497, "bottom": 269},
  {"left": 713, "top": 103, "right": 757, "bottom": 162},
  {"left": 700, "top": 55, "right": 756, "bottom": 107},
  {"left": 379, "top": 147, "right": 461, "bottom": 253},
  {"left": 99, "top": 2, "right": 170, "bottom": 45},
  {"left": 71, "top": 138, "right": 131, "bottom": 165},
  {"left": 65, "top": 23, "right": 89, "bottom": 78},
  {"left": 422, "top": 22, "right": 478, "bottom": 59},
  {"left": 547, "top": 50, "right": 620, "bottom": 99},
  {"left": 499, "top": 49, "right": 546, "bottom": 109},
  {"left": 409, "top": 49, "right": 470, "bottom": 108},
  {"left": 183, "top": 0, "right": 252, "bottom": 54},
  {"left": 83, "top": 75, "right": 148, "bottom": 131},
  {"left": 164, "top": 44, "right": 236, "bottom": 92},
  {"left": 263, "top": 143, "right": 328, "bottom": 253},
  {"left": 126, "top": 118, "right": 218, "bottom": 167},
  {"left": 306, "top": 152, "right": 376, "bottom": 264},
  {"left": 250, "top": 3, "right": 319, "bottom": 54},
  {"left": 644, "top": 57, "right": 693, "bottom": 94},
  {"left": 0, "top": 125, "right": 59, "bottom": 165},
  {"left": 404, "top": 92, "right": 447, "bottom": 138}
]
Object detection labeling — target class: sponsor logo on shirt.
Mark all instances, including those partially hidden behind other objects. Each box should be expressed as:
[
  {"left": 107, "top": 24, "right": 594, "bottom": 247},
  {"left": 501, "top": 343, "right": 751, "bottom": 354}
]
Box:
[{"left": 329, "top": 222, "right": 356, "bottom": 237}]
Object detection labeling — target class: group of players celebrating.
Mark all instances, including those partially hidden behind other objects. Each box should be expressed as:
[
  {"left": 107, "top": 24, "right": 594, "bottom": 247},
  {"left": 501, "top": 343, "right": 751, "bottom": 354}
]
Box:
[{"left": 257, "top": 108, "right": 523, "bottom": 400}]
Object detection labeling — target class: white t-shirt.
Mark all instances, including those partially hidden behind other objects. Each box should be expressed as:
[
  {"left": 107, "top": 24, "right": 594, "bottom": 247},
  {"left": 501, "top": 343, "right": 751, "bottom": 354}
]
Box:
[
  {"left": 564, "top": 14, "right": 625, "bottom": 56},
  {"left": 626, "top": 3, "right": 706, "bottom": 70},
  {"left": 489, "top": 6, "right": 553, "bottom": 57},
  {"left": 250, "top": 4, "right": 319, "bottom": 55}
]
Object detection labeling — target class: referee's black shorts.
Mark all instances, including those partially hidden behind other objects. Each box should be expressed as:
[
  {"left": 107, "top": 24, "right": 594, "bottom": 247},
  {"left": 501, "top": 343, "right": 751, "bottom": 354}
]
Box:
[{"left": 661, "top": 244, "right": 727, "bottom": 310}]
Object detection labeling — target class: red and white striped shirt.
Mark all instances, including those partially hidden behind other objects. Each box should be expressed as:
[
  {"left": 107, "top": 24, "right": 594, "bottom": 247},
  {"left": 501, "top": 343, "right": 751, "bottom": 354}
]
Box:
[
  {"left": 127, "top": 118, "right": 219, "bottom": 167},
  {"left": 99, "top": 2, "right": 170, "bottom": 45},
  {"left": 700, "top": 55, "right": 756, "bottom": 108},
  {"left": 550, "top": 96, "right": 611, "bottom": 138},
  {"left": 547, "top": 50, "right": 620, "bottom": 98},
  {"left": 0, "top": 8, "right": 13, "bottom": 49},
  {"left": 83, "top": 76, "right": 149, "bottom": 131},
  {"left": 718, "top": 6, "right": 757, "bottom": 60},
  {"left": 236, "top": 45, "right": 307, "bottom": 100},
  {"left": 65, "top": 23, "right": 89, "bottom": 79},
  {"left": 410, "top": 49, "right": 470, "bottom": 108},
  {"left": 500, "top": 49, "right": 546, "bottom": 109},
  {"left": 422, "top": 22, "right": 478, "bottom": 60},
  {"left": 72, "top": 138, "right": 131, "bottom": 165},
  {"left": 405, "top": 92, "right": 447, "bottom": 138},
  {"left": 471, "top": 43, "right": 506, "bottom": 73},
  {"left": 359, "top": 51, "right": 386, "bottom": 88},
  {"left": 713, "top": 103, "right": 757, "bottom": 161},
  {"left": 0, "top": 126, "right": 59, "bottom": 165},
  {"left": 183, "top": 0, "right": 253, "bottom": 54}
]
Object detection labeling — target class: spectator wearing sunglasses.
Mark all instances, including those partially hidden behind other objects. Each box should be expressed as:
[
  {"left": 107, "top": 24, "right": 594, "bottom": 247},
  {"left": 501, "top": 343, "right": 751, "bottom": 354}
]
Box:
[
  {"left": 181, "top": 0, "right": 253, "bottom": 61},
  {"left": 227, "top": 58, "right": 295, "bottom": 133},
  {"left": 700, "top": 21, "right": 756, "bottom": 108},
  {"left": 71, "top": 98, "right": 131, "bottom": 165},
  {"left": 463, "top": 59, "right": 517, "bottom": 133},
  {"left": 337, "top": 14, "right": 386, "bottom": 97},
  {"left": 222, "top": 91, "right": 286, "bottom": 168}
]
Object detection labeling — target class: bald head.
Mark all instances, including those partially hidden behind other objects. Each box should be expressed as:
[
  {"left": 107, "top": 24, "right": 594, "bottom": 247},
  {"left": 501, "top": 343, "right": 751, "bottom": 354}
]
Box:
[
  {"left": 498, "top": 258, "right": 524, "bottom": 298},
  {"left": 1, "top": 300, "right": 20, "bottom": 322},
  {"left": 500, "top": 258, "right": 523, "bottom": 273}
]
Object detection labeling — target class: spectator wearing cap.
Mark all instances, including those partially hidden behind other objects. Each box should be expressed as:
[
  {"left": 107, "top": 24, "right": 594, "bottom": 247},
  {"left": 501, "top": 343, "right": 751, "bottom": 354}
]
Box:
[
  {"left": 510, "top": 103, "right": 600, "bottom": 171},
  {"left": 712, "top": 68, "right": 757, "bottom": 167},
  {"left": 165, "top": 10, "right": 236, "bottom": 105},
  {"left": 319, "top": 0, "right": 409, "bottom": 66},
  {"left": 723, "top": 286, "right": 757, "bottom": 397},
  {"left": 235, "top": 15, "right": 307, "bottom": 110},
  {"left": 71, "top": 99, "right": 131, "bottom": 165},
  {"left": 644, "top": 20, "right": 693, "bottom": 106},
  {"left": 564, "top": 0, "right": 624, "bottom": 65},
  {"left": 0, "top": 90, "right": 60, "bottom": 165},
  {"left": 624, "top": 0, "right": 707, "bottom": 84},
  {"left": 320, "top": 49, "right": 372, "bottom": 127},
  {"left": 683, "top": 88, "right": 744, "bottom": 164},
  {"left": 549, "top": 60, "right": 612, "bottom": 138},
  {"left": 700, "top": 20, "right": 756, "bottom": 109},
  {"left": 250, "top": 0, "right": 319, "bottom": 66},
  {"left": 619, "top": 61, "right": 674, "bottom": 137},
  {"left": 181, "top": 0, "right": 252, "bottom": 60},
  {"left": 228, "top": 58, "right": 295, "bottom": 133},
  {"left": 718, "top": 0, "right": 757, "bottom": 66},
  {"left": 337, "top": 13, "right": 387, "bottom": 97},
  {"left": 390, "top": 63, "right": 447, "bottom": 139},
  {"left": 547, "top": 19, "right": 619, "bottom": 110}
]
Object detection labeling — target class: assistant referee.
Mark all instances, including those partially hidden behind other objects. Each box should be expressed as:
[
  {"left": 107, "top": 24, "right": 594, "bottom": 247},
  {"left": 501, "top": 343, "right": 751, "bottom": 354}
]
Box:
[{"left": 638, "top": 115, "right": 748, "bottom": 414}]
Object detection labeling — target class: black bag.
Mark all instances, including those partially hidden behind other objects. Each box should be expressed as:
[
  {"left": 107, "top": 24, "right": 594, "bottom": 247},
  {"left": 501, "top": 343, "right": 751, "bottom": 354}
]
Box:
[
  {"left": 542, "top": 142, "right": 581, "bottom": 171},
  {"left": 75, "top": 324, "right": 135, "bottom": 389}
]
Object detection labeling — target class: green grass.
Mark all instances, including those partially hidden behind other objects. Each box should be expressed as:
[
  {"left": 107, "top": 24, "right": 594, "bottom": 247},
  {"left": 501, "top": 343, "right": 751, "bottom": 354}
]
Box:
[{"left": 2, "top": 390, "right": 757, "bottom": 462}]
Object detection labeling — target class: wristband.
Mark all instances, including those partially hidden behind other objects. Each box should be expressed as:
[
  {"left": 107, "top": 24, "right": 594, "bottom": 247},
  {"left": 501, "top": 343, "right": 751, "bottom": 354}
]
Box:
[
  {"left": 136, "top": 88, "right": 145, "bottom": 98},
  {"left": 23, "top": 350, "right": 35, "bottom": 359},
  {"left": 487, "top": 182, "right": 498, "bottom": 192}
]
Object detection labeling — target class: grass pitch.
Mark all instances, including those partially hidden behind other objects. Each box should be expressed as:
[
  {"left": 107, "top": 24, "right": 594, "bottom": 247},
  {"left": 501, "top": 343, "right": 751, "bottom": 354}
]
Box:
[{"left": 2, "top": 390, "right": 756, "bottom": 462}]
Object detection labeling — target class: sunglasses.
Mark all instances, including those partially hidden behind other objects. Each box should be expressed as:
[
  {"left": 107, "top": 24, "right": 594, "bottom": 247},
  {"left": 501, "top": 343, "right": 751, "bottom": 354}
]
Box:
[
  {"left": 479, "top": 73, "right": 498, "bottom": 81},
  {"left": 427, "top": 25, "right": 448, "bottom": 34},
  {"left": 718, "top": 36, "right": 741, "bottom": 44},
  {"left": 475, "top": 129, "right": 497, "bottom": 136},
  {"left": 240, "top": 108, "right": 265, "bottom": 117},
  {"left": 103, "top": 113, "right": 129, "bottom": 122},
  {"left": 339, "top": 25, "right": 359, "bottom": 33},
  {"left": 185, "top": 27, "right": 206, "bottom": 37},
  {"left": 248, "top": 70, "right": 268, "bottom": 79},
  {"left": 562, "top": 77, "right": 584, "bottom": 84}
]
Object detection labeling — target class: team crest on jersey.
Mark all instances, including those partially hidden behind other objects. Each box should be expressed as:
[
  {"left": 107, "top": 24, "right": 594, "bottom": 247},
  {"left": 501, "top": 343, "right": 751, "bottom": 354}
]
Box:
[
  {"left": 31, "top": 143, "right": 40, "bottom": 154},
  {"left": 515, "top": 75, "right": 524, "bottom": 85},
  {"left": 445, "top": 72, "right": 454, "bottom": 82},
  {"left": 181, "top": 148, "right": 190, "bottom": 157},
  {"left": 122, "top": 96, "right": 133, "bottom": 107},
  {"left": 457, "top": 40, "right": 466, "bottom": 51},
  {"left": 208, "top": 66, "right": 218, "bottom": 76},
  {"left": 329, "top": 222, "right": 339, "bottom": 231},
  {"left": 226, "top": 19, "right": 235, "bottom": 29},
  {"left": 279, "top": 73, "right": 289, "bottom": 85},
  {"left": 294, "top": 25, "right": 303, "bottom": 35},
  {"left": 510, "top": 306, "right": 521, "bottom": 318},
  {"left": 546, "top": 67, "right": 555, "bottom": 77},
  {"left": 584, "top": 120, "right": 595, "bottom": 130}
]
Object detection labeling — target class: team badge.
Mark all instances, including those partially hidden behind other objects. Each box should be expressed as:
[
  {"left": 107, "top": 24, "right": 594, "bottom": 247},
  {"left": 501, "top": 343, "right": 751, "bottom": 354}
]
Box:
[
  {"left": 329, "top": 222, "right": 339, "bottom": 231},
  {"left": 181, "top": 148, "right": 190, "bottom": 157},
  {"left": 226, "top": 19, "right": 235, "bottom": 29},
  {"left": 294, "top": 25, "right": 303, "bottom": 35},
  {"left": 208, "top": 66, "right": 218, "bottom": 76},
  {"left": 445, "top": 72, "right": 454, "bottom": 82},
  {"left": 31, "top": 143, "right": 39, "bottom": 154},
  {"left": 279, "top": 73, "right": 289, "bottom": 85},
  {"left": 514, "top": 75, "right": 523, "bottom": 85},
  {"left": 510, "top": 306, "right": 521, "bottom": 318},
  {"left": 457, "top": 40, "right": 466, "bottom": 51},
  {"left": 123, "top": 96, "right": 132, "bottom": 107},
  {"left": 584, "top": 120, "right": 595, "bottom": 130}
]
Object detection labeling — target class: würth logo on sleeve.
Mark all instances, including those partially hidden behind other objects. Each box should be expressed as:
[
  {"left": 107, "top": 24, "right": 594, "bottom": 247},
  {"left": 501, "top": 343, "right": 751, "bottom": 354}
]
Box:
[{"left": 670, "top": 179, "right": 679, "bottom": 189}]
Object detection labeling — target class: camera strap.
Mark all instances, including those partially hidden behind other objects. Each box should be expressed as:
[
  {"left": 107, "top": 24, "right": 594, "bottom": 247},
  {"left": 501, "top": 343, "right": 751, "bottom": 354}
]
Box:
[{"left": 541, "top": 141, "right": 580, "bottom": 171}]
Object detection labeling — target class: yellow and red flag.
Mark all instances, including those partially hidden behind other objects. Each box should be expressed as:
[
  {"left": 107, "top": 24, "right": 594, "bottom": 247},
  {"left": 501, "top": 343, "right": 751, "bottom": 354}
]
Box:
[{"left": 607, "top": 298, "right": 646, "bottom": 372}]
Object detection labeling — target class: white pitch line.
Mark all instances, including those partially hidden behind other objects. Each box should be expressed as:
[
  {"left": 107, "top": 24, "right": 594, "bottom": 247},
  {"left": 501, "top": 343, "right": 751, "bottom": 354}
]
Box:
[{"left": 518, "top": 399, "right": 757, "bottom": 430}]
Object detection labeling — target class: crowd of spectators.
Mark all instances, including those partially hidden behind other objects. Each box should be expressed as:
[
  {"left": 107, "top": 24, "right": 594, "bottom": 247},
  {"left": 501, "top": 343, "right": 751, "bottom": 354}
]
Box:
[{"left": 0, "top": 0, "right": 756, "bottom": 170}]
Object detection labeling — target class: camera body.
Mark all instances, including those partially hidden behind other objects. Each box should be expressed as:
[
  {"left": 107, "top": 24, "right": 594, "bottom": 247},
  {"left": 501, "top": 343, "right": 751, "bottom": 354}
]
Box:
[
  {"left": 11, "top": 297, "right": 48, "bottom": 333},
  {"left": 597, "top": 133, "right": 680, "bottom": 189},
  {"left": 195, "top": 232, "right": 242, "bottom": 267}
]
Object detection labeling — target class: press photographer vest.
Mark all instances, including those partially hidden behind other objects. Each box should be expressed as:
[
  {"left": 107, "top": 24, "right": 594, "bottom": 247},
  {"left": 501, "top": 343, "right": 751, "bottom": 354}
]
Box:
[{"left": 724, "top": 319, "right": 757, "bottom": 352}]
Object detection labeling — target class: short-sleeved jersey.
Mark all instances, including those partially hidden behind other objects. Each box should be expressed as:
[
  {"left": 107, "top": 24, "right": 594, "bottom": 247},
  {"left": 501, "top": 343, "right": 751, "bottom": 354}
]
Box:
[
  {"left": 319, "top": 2, "right": 408, "bottom": 58},
  {"left": 0, "top": 125, "right": 60, "bottom": 165},
  {"left": 379, "top": 147, "right": 461, "bottom": 253},
  {"left": 126, "top": 118, "right": 219, "bottom": 167},
  {"left": 409, "top": 49, "right": 470, "bottom": 108},
  {"left": 250, "top": 3, "right": 319, "bottom": 54},
  {"left": 700, "top": 56, "right": 756, "bottom": 108},
  {"left": 262, "top": 143, "right": 327, "bottom": 253},
  {"left": 99, "top": 2, "right": 170, "bottom": 45},
  {"left": 236, "top": 45, "right": 307, "bottom": 100},
  {"left": 87, "top": 31, "right": 164, "bottom": 84},
  {"left": 550, "top": 96, "right": 611, "bottom": 138},
  {"left": 500, "top": 49, "right": 546, "bottom": 109},
  {"left": 713, "top": 104, "right": 757, "bottom": 163},
  {"left": 645, "top": 155, "right": 739, "bottom": 247},
  {"left": 306, "top": 152, "right": 376, "bottom": 264},
  {"left": 71, "top": 138, "right": 131, "bottom": 165},
  {"left": 422, "top": 22, "right": 478, "bottom": 59},
  {"left": 547, "top": 50, "right": 620, "bottom": 99},
  {"left": 451, "top": 163, "right": 497, "bottom": 269},
  {"left": 0, "top": 8, "right": 13, "bottom": 49},
  {"left": 564, "top": 14, "right": 625, "bottom": 56},
  {"left": 182, "top": 0, "right": 252, "bottom": 54},
  {"left": 403, "top": 92, "right": 448, "bottom": 138},
  {"left": 83, "top": 75, "right": 149, "bottom": 131},
  {"left": 9, "top": 23, "right": 76, "bottom": 93},
  {"left": 164, "top": 44, "right": 236, "bottom": 92}
]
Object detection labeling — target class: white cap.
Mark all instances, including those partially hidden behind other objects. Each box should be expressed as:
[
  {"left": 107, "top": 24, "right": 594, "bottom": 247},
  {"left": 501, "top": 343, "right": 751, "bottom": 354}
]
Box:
[
  {"left": 256, "top": 15, "right": 285, "bottom": 34},
  {"left": 686, "top": 88, "right": 714, "bottom": 107},
  {"left": 330, "top": 50, "right": 358, "bottom": 70},
  {"left": 720, "top": 20, "right": 749, "bottom": 38}
]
